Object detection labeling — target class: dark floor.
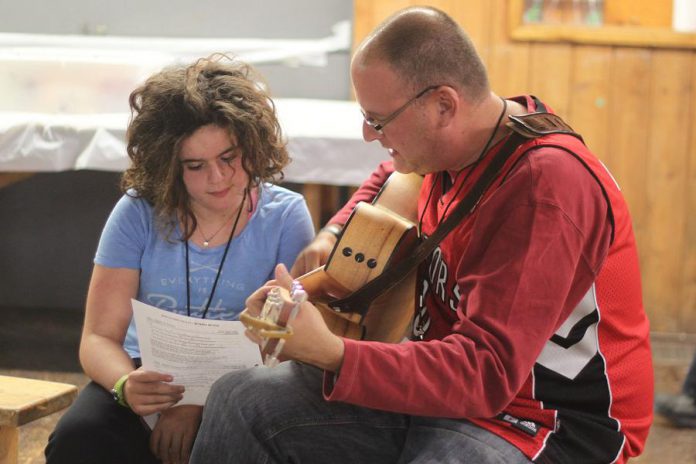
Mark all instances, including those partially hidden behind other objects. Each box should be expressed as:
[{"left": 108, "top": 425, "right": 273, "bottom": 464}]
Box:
[{"left": 2, "top": 307, "right": 696, "bottom": 463}]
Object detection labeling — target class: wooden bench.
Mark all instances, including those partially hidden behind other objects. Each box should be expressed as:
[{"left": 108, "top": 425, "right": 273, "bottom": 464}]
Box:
[{"left": 0, "top": 375, "right": 78, "bottom": 464}]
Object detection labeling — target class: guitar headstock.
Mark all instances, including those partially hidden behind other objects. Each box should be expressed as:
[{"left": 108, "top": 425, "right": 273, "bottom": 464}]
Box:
[{"left": 239, "top": 281, "right": 307, "bottom": 367}]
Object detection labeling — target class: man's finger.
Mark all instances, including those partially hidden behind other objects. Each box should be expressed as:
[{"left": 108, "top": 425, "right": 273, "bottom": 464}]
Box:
[
  {"left": 245, "top": 329, "right": 264, "bottom": 345},
  {"left": 274, "top": 263, "right": 294, "bottom": 288},
  {"left": 289, "top": 255, "right": 304, "bottom": 277}
]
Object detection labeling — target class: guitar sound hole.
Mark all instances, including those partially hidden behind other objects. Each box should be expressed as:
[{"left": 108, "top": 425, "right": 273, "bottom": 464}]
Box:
[
  {"left": 342, "top": 247, "right": 352, "bottom": 256},
  {"left": 355, "top": 253, "right": 365, "bottom": 263}
]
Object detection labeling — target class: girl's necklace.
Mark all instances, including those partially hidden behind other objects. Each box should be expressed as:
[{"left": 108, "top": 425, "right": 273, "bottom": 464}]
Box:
[
  {"left": 185, "top": 188, "right": 247, "bottom": 318},
  {"left": 198, "top": 212, "right": 235, "bottom": 247}
]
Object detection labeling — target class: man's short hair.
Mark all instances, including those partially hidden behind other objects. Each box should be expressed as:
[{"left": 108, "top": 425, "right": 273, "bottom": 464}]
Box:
[{"left": 357, "top": 6, "right": 489, "bottom": 102}]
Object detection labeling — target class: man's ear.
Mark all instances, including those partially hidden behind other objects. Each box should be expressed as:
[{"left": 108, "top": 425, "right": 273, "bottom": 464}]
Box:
[{"left": 434, "top": 86, "right": 459, "bottom": 127}]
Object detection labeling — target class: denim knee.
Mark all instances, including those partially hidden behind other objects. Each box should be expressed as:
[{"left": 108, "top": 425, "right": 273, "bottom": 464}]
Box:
[{"left": 207, "top": 366, "right": 284, "bottom": 414}]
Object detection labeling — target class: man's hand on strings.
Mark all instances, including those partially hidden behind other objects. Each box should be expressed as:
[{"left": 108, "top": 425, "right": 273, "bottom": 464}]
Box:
[{"left": 243, "top": 264, "right": 345, "bottom": 372}]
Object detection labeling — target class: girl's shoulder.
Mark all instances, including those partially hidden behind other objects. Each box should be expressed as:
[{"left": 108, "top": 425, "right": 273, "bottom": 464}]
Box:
[
  {"left": 113, "top": 189, "right": 155, "bottom": 218},
  {"left": 257, "top": 184, "right": 306, "bottom": 210}
]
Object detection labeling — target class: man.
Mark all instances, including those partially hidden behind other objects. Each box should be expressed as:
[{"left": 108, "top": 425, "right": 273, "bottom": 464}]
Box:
[{"left": 191, "top": 6, "right": 653, "bottom": 463}]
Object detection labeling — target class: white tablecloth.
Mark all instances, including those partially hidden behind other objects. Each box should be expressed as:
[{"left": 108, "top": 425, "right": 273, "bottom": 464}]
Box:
[{"left": 0, "top": 99, "right": 389, "bottom": 186}]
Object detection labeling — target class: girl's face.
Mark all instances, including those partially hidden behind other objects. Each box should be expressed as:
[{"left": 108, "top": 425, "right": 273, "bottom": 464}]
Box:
[{"left": 179, "top": 124, "right": 249, "bottom": 217}]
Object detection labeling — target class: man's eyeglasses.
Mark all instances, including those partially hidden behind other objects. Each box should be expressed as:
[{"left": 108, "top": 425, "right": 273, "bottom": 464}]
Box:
[{"left": 361, "top": 85, "right": 440, "bottom": 135}]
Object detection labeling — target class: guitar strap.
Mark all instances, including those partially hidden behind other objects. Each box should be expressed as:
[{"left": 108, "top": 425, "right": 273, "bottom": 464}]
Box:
[{"left": 329, "top": 106, "right": 582, "bottom": 317}]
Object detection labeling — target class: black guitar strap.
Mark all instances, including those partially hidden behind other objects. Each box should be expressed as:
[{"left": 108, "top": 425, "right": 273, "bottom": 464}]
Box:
[{"left": 329, "top": 109, "right": 582, "bottom": 317}]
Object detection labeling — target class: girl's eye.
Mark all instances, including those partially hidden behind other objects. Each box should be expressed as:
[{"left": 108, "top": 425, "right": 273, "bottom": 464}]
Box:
[
  {"left": 184, "top": 163, "right": 204, "bottom": 171},
  {"left": 221, "top": 155, "right": 237, "bottom": 165}
]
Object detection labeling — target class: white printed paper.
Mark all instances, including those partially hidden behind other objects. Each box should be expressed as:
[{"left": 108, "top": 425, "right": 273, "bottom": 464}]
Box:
[{"left": 131, "top": 299, "right": 262, "bottom": 407}]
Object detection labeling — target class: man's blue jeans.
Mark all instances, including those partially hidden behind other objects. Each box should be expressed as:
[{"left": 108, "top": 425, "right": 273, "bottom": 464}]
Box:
[{"left": 190, "top": 361, "right": 532, "bottom": 464}]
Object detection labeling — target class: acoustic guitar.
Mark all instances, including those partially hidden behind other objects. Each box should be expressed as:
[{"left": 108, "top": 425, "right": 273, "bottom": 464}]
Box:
[{"left": 241, "top": 172, "right": 423, "bottom": 365}]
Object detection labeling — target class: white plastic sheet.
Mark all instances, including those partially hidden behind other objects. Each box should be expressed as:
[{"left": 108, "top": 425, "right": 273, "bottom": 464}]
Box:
[
  {"left": 0, "top": 26, "right": 390, "bottom": 186},
  {"left": 0, "top": 99, "right": 390, "bottom": 186}
]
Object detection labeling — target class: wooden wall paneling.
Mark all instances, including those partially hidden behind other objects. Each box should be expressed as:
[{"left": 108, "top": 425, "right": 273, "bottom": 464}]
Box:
[
  {"left": 605, "top": 47, "right": 653, "bottom": 252},
  {"left": 527, "top": 43, "right": 572, "bottom": 118},
  {"left": 566, "top": 46, "right": 612, "bottom": 160},
  {"left": 446, "top": 1, "right": 493, "bottom": 61},
  {"left": 320, "top": 185, "right": 341, "bottom": 225},
  {"left": 604, "top": 48, "right": 652, "bottom": 265},
  {"left": 353, "top": 0, "right": 493, "bottom": 54},
  {"left": 411, "top": 0, "right": 493, "bottom": 64},
  {"left": 409, "top": 0, "right": 453, "bottom": 13},
  {"left": 679, "top": 53, "right": 696, "bottom": 329},
  {"left": 351, "top": 0, "right": 372, "bottom": 48},
  {"left": 642, "top": 50, "right": 692, "bottom": 330},
  {"left": 302, "top": 184, "right": 322, "bottom": 231},
  {"left": 604, "top": 0, "right": 673, "bottom": 27},
  {"left": 487, "top": 0, "right": 531, "bottom": 97},
  {"left": 352, "top": 0, "right": 412, "bottom": 48}
]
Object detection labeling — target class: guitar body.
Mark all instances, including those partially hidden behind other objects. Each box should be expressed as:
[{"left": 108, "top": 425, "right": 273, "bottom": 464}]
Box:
[
  {"left": 315, "top": 271, "right": 417, "bottom": 342},
  {"left": 297, "top": 172, "right": 423, "bottom": 343}
]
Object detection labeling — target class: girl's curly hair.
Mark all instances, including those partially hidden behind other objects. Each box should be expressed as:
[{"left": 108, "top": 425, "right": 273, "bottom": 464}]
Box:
[{"left": 121, "top": 54, "right": 288, "bottom": 237}]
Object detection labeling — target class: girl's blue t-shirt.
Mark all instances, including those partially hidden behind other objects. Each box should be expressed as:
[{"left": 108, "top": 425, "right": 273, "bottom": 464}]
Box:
[{"left": 94, "top": 184, "right": 315, "bottom": 358}]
